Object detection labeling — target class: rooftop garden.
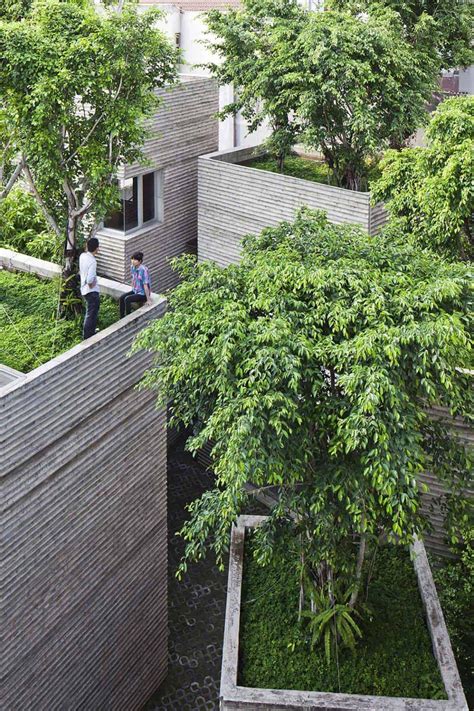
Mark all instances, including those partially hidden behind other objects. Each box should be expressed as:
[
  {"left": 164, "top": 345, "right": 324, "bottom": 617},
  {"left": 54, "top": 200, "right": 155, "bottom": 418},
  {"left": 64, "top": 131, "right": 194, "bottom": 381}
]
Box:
[
  {"left": 0, "top": 0, "right": 179, "bottom": 311},
  {"left": 0, "top": 270, "right": 117, "bottom": 373},
  {"left": 0, "top": 0, "right": 472, "bottom": 707},
  {"left": 135, "top": 208, "right": 473, "bottom": 703},
  {"left": 241, "top": 154, "right": 381, "bottom": 192},
  {"left": 205, "top": 0, "right": 473, "bottom": 196}
]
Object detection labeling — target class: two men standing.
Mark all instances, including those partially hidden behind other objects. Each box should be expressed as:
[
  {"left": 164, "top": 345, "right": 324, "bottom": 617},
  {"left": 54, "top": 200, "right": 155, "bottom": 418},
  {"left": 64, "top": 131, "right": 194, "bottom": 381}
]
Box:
[{"left": 80, "top": 240, "right": 153, "bottom": 339}]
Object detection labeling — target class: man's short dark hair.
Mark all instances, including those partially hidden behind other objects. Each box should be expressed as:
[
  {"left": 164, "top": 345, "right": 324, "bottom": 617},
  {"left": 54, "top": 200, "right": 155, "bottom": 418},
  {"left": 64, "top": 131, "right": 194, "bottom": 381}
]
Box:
[
  {"left": 87, "top": 237, "right": 99, "bottom": 253},
  {"left": 131, "top": 251, "right": 144, "bottom": 262}
]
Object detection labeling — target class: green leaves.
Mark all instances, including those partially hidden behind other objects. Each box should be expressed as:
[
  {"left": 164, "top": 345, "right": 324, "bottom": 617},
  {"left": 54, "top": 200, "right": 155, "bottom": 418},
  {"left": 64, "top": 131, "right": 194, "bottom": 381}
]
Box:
[
  {"left": 296, "top": 7, "right": 437, "bottom": 189},
  {"left": 372, "top": 96, "right": 474, "bottom": 261},
  {"left": 205, "top": 0, "right": 439, "bottom": 187},
  {"left": 0, "top": 0, "right": 179, "bottom": 249},
  {"left": 204, "top": 0, "right": 306, "bottom": 167},
  {"left": 328, "top": 0, "right": 474, "bottom": 71},
  {"left": 136, "top": 209, "right": 472, "bottom": 585}
]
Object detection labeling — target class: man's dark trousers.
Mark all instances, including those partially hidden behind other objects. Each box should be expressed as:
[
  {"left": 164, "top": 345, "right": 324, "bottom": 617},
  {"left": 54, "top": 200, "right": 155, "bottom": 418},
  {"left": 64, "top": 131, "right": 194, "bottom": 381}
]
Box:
[
  {"left": 83, "top": 292, "right": 100, "bottom": 339},
  {"left": 119, "top": 291, "right": 146, "bottom": 318}
]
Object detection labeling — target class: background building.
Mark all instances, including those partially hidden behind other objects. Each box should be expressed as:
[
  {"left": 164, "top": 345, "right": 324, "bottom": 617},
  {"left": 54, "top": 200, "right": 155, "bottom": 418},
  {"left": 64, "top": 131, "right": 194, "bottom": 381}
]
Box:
[{"left": 96, "top": 75, "right": 218, "bottom": 291}]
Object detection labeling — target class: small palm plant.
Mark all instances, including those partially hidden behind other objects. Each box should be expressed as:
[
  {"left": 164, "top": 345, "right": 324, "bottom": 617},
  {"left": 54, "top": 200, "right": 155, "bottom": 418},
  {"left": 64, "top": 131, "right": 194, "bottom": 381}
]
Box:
[{"left": 303, "top": 582, "right": 363, "bottom": 664}]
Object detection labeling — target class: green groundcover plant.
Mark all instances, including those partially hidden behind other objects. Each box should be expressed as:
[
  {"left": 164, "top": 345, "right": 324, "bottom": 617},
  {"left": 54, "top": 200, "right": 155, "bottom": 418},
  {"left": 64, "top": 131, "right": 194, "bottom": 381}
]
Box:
[
  {"left": 243, "top": 154, "right": 381, "bottom": 191},
  {"left": 432, "top": 524, "right": 474, "bottom": 705},
  {"left": 134, "top": 209, "right": 473, "bottom": 655},
  {"left": 0, "top": 270, "right": 117, "bottom": 372},
  {"left": 239, "top": 534, "right": 446, "bottom": 698}
]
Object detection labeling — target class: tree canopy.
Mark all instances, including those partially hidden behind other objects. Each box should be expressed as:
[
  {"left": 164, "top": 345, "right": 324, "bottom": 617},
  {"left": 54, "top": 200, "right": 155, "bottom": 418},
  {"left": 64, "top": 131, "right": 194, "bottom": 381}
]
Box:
[
  {"left": 204, "top": 0, "right": 306, "bottom": 170},
  {"left": 296, "top": 6, "right": 437, "bottom": 189},
  {"left": 0, "top": 0, "right": 179, "bottom": 286},
  {"left": 204, "top": 0, "right": 438, "bottom": 187},
  {"left": 135, "top": 210, "right": 472, "bottom": 614},
  {"left": 372, "top": 96, "right": 474, "bottom": 261},
  {"left": 328, "top": 0, "right": 474, "bottom": 70}
]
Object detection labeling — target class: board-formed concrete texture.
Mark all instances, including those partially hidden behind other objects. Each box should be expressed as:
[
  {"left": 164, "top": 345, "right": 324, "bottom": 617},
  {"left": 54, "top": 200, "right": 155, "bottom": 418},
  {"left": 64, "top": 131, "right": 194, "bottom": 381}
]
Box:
[
  {"left": 420, "top": 405, "right": 473, "bottom": 558},
  {"left": 198, "top": 146, "right": 388, "bottom": 268},
  {"left": 96, "top": 74, "right": 219, "bottom": 291},
  {"left": 1, "top": 263, "right": 169, "bottom": 710},
  {"left": 0, "top": 363, "right": 24, "bottom": 388},
  {"left": 220, "top": 516, "right": 468, "bottom": 711}
]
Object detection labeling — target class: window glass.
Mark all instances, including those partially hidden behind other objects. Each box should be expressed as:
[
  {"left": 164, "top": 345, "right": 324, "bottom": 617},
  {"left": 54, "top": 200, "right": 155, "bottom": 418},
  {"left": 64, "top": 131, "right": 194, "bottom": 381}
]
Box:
[
  {"left": 142, "top": 172, "right": 155, "bottom": 223},
  {"left": 104, "top": 177, "right": 138, "bottom": 231},
  {"left": 123, "top": 177, "right": 138, "bottom": 231}
]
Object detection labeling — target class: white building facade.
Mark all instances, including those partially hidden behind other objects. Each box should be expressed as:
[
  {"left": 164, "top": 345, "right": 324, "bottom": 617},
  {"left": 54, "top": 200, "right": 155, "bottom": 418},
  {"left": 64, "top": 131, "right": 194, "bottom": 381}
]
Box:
[{"left": 140, "top": 0, "right": 320, "bottom": 150}]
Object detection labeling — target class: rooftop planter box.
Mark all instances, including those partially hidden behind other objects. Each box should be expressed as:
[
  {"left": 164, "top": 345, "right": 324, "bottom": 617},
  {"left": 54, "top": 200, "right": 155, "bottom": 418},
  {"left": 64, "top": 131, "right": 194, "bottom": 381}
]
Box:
[
  {"left": 1, "top": 250, "right": 169, "bottom": 710},
  {"left": 220, "top": 515, "right": 468, "bottom": 711},
  {"left": 198, "top": 146, "right": 387, "bottom": 268}
]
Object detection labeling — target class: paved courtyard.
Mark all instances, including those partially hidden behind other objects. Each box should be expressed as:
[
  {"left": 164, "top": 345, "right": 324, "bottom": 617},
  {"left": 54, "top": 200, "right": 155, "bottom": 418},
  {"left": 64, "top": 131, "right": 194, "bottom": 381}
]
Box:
[{"left": 143, "top": 443, "right": 228, "bottom": 711}]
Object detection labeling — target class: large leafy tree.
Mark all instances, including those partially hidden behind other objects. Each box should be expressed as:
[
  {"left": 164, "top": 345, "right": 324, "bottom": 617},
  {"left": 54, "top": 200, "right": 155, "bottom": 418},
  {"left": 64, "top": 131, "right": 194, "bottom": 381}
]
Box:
[
  {"left": 372, "top": 96, "right": 474, "bottom": 261},
  {"left": 204, "top": 0, "right": 307, "bottom": 171},
  {"left": 205, "top": 1, "right": 438, "bottom": 187},
  {"left": 296, "top": 7, "right": 438, "bottom": 189},
  {"left": 0, "top": 0, "right": 178, "bottom": 300},
  {"left": 134, "top": 209, "right": 472, "bottom": 621},
  {"left": 328, "top": 0, "right": 474, "bottom": 70}
]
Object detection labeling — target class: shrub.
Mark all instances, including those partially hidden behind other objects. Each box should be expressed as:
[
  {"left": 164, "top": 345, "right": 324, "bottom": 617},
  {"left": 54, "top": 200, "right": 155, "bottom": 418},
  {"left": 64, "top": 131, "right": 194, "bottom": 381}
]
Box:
[
  {"left": 0, "top": 186, "right": 60, "bottom": 262},
  {"left": 372, "top": 96, "right": 474, "bottom": 261}
]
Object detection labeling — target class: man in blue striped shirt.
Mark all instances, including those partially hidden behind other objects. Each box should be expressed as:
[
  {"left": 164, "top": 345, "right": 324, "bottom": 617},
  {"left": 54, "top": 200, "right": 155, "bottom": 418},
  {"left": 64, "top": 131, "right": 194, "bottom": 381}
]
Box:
[{"left": 119, "top": 251, "right": 153, "bottom": 318}]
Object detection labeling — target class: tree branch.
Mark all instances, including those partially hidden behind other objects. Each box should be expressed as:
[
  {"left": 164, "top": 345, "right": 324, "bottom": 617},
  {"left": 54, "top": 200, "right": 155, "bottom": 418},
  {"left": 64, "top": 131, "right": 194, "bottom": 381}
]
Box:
[
  {"left": 23, "top": 162, "right": 62, "bottom": 237},
  {"left": 349, "top": 527, "right": 367, "bottom": 609},
  {"left": 0, "top": 158, "right": 24, "bottom": 201},
  {"left": 65, "top": 76, "right": 123, "bottom": 167}
]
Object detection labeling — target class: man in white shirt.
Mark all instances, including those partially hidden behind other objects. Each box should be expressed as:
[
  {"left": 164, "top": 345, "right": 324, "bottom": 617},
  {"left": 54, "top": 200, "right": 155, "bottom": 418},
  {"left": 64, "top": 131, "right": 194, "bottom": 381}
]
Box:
[{"left": 79, "top": 237, "right": 100, "bottom": 339}]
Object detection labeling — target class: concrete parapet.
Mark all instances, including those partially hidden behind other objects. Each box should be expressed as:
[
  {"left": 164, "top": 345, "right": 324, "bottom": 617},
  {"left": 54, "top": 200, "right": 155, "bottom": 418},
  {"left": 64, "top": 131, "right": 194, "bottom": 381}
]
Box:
[{"left": 198, "top": 146, "right": 388, "bottom": 268}]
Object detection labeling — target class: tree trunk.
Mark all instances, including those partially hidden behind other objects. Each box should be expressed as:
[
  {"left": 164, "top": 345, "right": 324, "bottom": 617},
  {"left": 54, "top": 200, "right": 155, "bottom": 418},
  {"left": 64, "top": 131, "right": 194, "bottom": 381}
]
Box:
[
  {"left": 349, "top": 532, "right": 367, "bottom": 609},
  {"left": 343, "top": 165, "right": 361, "bottom": 192},
  {"left": 0, "top": 159, "right": 24, "bottom": 202},
  {"left": 60, "top": 215, "right": 82, "bottom": 318},
  {"left": 278, "top": 152, "right": 285, "bottom": 173},
  {"left": 298, "top": 544, "right": 305, "bottom": 622}
]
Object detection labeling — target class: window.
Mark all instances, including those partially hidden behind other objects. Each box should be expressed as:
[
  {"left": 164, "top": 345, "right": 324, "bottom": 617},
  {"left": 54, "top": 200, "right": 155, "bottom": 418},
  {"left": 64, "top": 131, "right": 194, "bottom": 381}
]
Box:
[{"left": 104, "top": 171, "right": 163, "bottom": 232}]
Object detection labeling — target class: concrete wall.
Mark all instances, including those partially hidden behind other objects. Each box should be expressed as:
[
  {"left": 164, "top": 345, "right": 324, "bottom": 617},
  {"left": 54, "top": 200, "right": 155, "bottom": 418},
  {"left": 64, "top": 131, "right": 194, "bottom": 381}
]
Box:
[
  {"left": 138, "top": 2, "right": 271, "bottom": 151},
  {"left": 459, "top": 65, "right": 474, "bottom": 95},
  {"left": 0, "top": 247, "right": 133, "bottom": 300},
  {"left": 198, "top": 146, "right": 387, "bottom": 267},
  {"left": 96, "top": 75, "right": 219, "bottom": 291},
  {"left": 420, "top": 406, "right": 474, "bottom": 558},
  {"left": 1, "top": 266, "right": 169, "bottom": 709}
]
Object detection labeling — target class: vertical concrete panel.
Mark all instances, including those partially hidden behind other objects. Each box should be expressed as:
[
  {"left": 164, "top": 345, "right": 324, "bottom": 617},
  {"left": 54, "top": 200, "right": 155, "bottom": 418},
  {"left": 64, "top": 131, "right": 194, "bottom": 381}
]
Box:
[
  {"left": 1, "top": 300, "right": 168, "bottom": 710},
  {"left": 97, "top": 76, "right": 219, "bottom": 288},
  {"left": 198, "top": 147, "right": 387, "bottom": 268}
]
